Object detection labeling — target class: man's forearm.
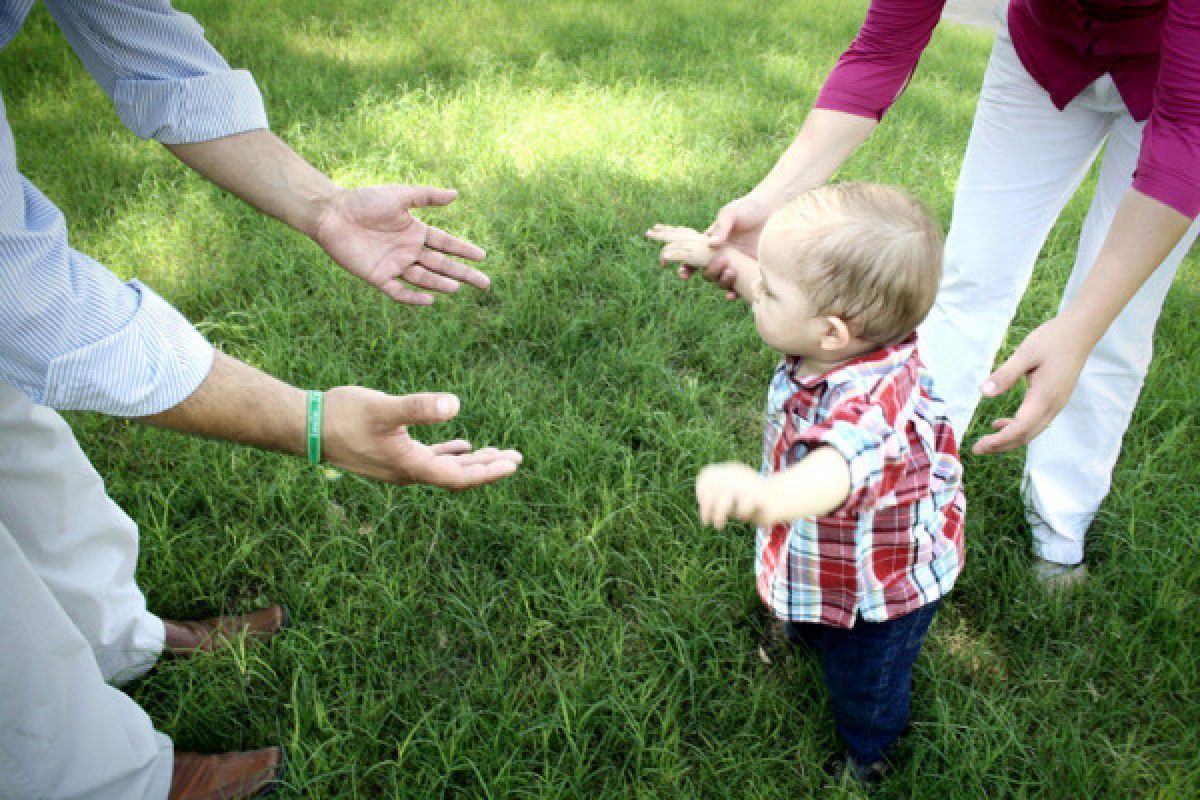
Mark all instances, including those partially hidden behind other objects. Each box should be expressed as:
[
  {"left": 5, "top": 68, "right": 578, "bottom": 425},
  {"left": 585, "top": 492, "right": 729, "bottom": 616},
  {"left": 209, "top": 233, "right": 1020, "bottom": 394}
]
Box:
[
  {"left": 1060, "top": 189, "right": 1192, "bottom": 346},
  {"left": 753, "top": 109, "right": 877, "bottom": 207},
  {"left": 165, "top": 130, "right": 338, "bottom": 239},
  {"left": 138, "top": 350, "right": 306, "bottom": 456}
]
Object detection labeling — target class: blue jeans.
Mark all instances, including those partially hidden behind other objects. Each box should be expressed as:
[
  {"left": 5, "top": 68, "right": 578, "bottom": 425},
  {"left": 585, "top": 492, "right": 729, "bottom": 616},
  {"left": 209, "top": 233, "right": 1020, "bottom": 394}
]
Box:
[{"left": 784, "top": 600, "right": 941, "bottom": 765}]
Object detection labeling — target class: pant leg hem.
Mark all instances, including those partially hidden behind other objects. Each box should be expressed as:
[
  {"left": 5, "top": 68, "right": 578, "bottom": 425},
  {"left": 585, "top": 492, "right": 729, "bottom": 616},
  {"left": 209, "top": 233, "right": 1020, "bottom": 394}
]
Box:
[
  {"left": 106, "top": 614, "right": 165, "bottom": 687},
  {"left": 1030, "top": 523, "right": 1084, "bottom": 566},
  {"left": 147, "top": 733, "right": 174, "bottom": 800}
]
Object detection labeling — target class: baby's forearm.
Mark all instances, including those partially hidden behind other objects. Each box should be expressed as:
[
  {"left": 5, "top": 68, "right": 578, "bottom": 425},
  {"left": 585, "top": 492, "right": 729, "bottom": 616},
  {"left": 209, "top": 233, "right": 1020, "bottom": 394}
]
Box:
[
  {"left": 714, "top": 246, "right": 760, "bottom": 302},
  {"left": 762, "top": 446, "right": 851, "bottom": 523}
]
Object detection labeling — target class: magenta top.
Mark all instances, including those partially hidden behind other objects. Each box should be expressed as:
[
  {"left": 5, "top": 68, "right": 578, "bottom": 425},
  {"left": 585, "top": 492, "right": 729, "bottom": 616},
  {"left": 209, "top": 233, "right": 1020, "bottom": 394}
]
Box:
[{"left": 813, "top": 0, "right": 1200, "bottom": 218}]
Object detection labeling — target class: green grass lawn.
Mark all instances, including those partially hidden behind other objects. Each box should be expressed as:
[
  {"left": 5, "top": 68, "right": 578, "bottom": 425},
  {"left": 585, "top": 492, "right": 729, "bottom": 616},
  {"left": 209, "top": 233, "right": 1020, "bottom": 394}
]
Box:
[{"left": 6, "top": 1, "right": 1199, "bottom": 797}]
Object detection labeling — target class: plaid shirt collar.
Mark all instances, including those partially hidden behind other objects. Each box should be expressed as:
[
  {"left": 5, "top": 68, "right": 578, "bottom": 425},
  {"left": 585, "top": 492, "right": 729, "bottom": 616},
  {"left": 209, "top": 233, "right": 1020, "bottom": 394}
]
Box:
[
  {"left": 777, "top": 333, "right": 920, "bottom": 426},
  {"left": 781, "top": 333, "right": 918, "bottom": 389}
]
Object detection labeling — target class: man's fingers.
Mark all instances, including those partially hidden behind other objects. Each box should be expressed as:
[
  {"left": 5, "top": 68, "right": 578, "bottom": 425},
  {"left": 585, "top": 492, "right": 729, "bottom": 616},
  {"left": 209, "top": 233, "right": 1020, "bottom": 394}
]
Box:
[
  {"left": 431, "top": 439, "right": 472, "bottom": 456},
  {"left": 425, "top": 225, "right": 486, "bottom": 263},
  {"left": 380, "top": 279, "right": 433, "bottom": 306},
  {"left": 419, "top": 458, "right": 520, "bottom": 491},
  {"left": 383, "top": 392, "right": 461, "bottom": 428},
  {"left": 417, "top": 249, "right": 491, "bottom": 290},
  {"left": 398, "top": 262, "right": 460, "bottom": 295},
  {"left": 494, "top": 448, "right": 524, "bottom": 465},
  {"left": 412, "top": 442, "right": 524, "bottom": 490},
  {"left": 456, "top": 459, "right": 520, "bottom": 486},
  {"left": 444, "top": 446, "right": 524, "bottom": 467},
  {"left": 399, "top": 185, "right": 459, "bottom": 210}
]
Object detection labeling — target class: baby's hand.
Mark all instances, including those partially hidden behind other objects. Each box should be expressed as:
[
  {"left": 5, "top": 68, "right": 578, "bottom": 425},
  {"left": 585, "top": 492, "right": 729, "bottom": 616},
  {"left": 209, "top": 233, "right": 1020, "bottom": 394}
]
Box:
[
  {"left": 645, "top": 223, "right": 714, "bottom": 272},
  {"left": 696, "top": 462, "right": 769, "bottom": 529}
]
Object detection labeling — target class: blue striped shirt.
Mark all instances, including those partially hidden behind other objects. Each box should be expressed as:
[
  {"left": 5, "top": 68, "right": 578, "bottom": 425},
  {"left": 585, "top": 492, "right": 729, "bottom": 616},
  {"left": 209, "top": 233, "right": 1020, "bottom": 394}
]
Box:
[{"left": 0, "top": 0, "right": 268, "bottom": 415}]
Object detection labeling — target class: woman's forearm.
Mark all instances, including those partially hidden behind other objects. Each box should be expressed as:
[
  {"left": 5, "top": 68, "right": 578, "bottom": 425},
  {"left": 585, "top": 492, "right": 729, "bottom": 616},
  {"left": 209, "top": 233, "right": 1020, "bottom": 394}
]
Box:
[
  {"left": 752, "top": 110, "right": 878, "bottom": 208},
  {"left": 1060, "top": 189, "right": 1192, "bottom": 345},
  {"left": 973, "top": 189, "right": 1194, "bottom": 454}
]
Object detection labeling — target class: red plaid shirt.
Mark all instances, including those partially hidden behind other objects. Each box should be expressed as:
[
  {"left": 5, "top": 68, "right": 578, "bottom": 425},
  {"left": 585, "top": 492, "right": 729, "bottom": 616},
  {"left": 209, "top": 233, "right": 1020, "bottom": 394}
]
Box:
[{"left": 756, "top": 334, "right": 965, "bottom": 628}]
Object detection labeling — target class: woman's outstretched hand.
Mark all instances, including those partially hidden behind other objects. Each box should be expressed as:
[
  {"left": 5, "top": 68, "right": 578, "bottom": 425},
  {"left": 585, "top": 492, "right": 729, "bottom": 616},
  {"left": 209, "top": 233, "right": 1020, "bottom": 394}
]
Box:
[
  {"left": 972, "top": 316, "right": 1091, "bottom": 454},
  {"left": 701, "top": 194, "right": 774, "bottom": 300}
]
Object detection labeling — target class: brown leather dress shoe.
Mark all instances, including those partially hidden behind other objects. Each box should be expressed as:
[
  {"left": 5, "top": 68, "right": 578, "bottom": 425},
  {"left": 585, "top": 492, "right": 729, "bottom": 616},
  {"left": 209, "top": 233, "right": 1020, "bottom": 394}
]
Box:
[
  {"left": 170, "top": 747, "right": 283, "bottom": 800},
  {"left": 163, "top": 604, "right": 290, "bottom": 656}
]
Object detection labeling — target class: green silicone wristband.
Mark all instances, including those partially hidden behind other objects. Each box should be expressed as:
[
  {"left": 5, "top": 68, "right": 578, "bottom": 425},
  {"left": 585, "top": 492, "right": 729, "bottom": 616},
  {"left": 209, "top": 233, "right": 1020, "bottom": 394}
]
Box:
[{"left": 307, "top": 390, "right": 323, "bottom": 465}]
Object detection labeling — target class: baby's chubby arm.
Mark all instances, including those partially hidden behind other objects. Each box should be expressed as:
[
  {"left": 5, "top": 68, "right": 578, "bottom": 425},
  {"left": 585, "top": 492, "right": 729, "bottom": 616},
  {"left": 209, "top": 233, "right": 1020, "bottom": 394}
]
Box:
[
  {"left": 696, "top": 447, "right": 851, "bottom": 530},
  {"left": 646, "top": 224, "right": 759, "bottom": 301}
]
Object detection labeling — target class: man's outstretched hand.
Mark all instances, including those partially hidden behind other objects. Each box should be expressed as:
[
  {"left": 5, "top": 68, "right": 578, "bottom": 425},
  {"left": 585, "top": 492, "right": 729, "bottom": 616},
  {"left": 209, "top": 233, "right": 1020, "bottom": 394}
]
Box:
[
  {"left": 314, "top": 185, "right": 490, "bottom": 306},
  {"left": 323, "top": 388, "right": 522, "bottom": 490},
  {"left": 139, "top": 352, "right": 521, "bottom": 492}
]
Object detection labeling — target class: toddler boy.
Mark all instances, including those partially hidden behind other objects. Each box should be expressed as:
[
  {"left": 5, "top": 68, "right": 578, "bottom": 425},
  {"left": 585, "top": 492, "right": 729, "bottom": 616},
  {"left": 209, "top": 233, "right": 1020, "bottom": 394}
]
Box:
[{"left": 647, "top": 183, "right": 965, "bottom": 786}]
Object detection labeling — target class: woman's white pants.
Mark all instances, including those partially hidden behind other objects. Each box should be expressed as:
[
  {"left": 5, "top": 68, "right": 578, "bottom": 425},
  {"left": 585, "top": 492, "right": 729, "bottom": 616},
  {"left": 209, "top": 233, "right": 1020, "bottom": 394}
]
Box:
[
  {"left": 0, "top": 382, "right": 173, "bottom": 799},
  {"left": 920, "top": 26, "right": 1200, "bottom": 565}
]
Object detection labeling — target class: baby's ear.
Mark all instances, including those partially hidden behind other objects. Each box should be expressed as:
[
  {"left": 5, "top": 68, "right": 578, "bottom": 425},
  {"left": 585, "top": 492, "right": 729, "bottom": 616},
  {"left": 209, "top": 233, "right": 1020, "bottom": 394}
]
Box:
[{"left": 821, "top": 316, "right": 853, "bottom": 351}]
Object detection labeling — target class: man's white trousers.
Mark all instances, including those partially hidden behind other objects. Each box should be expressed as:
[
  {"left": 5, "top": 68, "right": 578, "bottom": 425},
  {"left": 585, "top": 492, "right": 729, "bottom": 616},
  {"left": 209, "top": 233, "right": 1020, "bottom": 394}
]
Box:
[
  {"left": 0, "top": 382, "right": 173, "bottom": 799},
  {"left": 920, "top": 25, "right": 1200, "bottom": 565}
]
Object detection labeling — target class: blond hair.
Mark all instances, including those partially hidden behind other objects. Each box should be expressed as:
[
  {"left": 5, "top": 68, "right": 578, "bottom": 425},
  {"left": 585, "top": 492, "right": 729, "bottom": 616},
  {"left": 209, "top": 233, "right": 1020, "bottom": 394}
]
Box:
[{"left": 763, "top": 183, "right": 943, "bottom": 346}]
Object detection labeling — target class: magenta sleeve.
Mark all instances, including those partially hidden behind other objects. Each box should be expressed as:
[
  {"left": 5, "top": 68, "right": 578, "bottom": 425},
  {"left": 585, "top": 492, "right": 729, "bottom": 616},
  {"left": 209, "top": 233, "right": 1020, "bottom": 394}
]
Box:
[
  {"left": 813, "top": 0, "right": 947, "bottom": 121},
  {"left": 1131, "top": 0, "right": 1200, "bottom": 219}
]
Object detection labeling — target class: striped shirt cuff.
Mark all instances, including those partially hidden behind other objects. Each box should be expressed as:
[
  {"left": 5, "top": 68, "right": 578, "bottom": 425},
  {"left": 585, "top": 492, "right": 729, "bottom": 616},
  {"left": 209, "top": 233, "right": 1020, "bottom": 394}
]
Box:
[
  {"left": 43, "top": 280, "right": 214, "bottom": 416},
  {"left": 111, "top": 70, "right": 268, "bottom": 144}
]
